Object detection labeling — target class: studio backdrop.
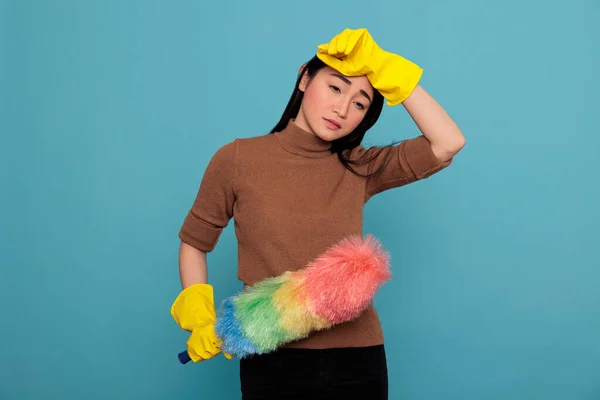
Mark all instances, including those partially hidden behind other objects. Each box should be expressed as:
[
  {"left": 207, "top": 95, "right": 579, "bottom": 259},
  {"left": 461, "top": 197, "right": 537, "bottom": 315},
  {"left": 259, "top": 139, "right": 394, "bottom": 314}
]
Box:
[{"left": 1, "top": 1, "right": 598, "bottom": 399}]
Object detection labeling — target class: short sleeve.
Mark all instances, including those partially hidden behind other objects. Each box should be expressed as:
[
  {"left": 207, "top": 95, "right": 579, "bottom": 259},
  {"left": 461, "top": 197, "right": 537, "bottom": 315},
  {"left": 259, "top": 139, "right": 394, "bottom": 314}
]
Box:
[
  {"left": 353, "top": 135, "right": 452, "bottom": 202},
  {"left": 178, "top": 140, "right": 237, "bottom": 252}
]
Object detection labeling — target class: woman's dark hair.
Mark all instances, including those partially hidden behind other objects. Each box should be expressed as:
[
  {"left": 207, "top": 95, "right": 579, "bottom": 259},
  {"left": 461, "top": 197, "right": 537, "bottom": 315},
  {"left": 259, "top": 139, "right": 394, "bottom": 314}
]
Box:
[{"left": 270, "top": 56, "right": 397, "bottom": 179}]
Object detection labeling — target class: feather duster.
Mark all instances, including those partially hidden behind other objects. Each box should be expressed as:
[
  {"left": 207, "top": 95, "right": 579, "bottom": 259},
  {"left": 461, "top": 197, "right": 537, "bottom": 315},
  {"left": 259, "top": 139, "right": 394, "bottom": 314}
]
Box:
[{"left": 214, "top": 234, "right": 391, "bottom": 358}]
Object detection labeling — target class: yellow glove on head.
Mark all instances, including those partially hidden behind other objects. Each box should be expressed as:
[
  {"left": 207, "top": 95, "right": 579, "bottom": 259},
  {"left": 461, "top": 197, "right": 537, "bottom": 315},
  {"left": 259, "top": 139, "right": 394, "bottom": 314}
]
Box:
[
  {"left": 316, "top": 28, "right": 423, "bottom": 106},
  {"left": 170, "top": 283, "right": 232, "bottom": 362}
]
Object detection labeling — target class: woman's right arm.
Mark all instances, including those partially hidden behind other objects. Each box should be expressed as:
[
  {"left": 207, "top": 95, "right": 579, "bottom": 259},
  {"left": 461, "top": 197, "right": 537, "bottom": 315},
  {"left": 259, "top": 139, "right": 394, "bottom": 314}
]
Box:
[
  {"left": 176, "top": 141, "right": 237, "bottom": 290},
  {"left": 178, "top": 241, "right": 209, "bottom": 289}
]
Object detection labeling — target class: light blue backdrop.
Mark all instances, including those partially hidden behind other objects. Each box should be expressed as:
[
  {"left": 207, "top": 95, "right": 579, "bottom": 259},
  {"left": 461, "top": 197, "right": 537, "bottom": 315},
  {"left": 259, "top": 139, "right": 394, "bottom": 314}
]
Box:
[{"left": 2, "top": 0, "right": 599, "bottom": 399}]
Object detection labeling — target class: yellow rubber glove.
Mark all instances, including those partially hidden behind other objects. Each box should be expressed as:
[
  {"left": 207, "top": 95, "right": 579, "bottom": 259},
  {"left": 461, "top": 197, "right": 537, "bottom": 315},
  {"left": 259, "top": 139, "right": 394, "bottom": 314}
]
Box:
[
  {"left": 170, "top": 283, "right": 232, "bottom": 362},
  {"left": 316, "top": 28, "right": 423, "bottom": 106}
]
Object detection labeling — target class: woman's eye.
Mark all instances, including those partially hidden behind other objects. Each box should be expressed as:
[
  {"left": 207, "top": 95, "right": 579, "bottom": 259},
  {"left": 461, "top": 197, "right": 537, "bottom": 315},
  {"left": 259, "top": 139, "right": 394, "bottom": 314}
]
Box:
[
  {"left": 330, "top": 85, "right": 341, "bottom": 93},
  {"left": 355, "top": 102, "right": 365, "bottom": 110}
]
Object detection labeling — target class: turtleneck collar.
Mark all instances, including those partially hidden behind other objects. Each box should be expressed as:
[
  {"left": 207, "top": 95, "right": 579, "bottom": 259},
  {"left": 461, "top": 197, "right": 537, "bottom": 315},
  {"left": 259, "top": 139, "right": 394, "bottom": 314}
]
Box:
[{"left": 273, "top": 119, "right": 333, "bottom": 159}]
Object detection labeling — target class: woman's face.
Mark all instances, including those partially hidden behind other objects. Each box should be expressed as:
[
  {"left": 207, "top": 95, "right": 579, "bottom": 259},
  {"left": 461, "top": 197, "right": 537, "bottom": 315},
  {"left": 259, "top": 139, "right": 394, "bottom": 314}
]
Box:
[{"left": 294, "top": 66, "right": 374, "bottom": 142}]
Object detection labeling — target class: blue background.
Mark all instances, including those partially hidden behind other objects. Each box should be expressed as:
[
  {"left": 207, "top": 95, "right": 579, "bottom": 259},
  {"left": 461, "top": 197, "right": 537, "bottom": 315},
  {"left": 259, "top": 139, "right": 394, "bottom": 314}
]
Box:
[{"left": 2, "top": 0, "right": 599, "bottom": 399}]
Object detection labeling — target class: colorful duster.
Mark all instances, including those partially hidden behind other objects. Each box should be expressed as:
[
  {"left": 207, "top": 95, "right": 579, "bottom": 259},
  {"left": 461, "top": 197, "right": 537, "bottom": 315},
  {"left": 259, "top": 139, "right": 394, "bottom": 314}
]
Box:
[{"left": 214, "top": 234, "right": 391, "bottom": 358}]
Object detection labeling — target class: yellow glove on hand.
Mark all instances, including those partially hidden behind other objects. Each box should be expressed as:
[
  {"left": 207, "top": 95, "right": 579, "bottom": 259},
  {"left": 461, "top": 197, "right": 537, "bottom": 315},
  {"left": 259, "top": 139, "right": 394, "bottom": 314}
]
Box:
[
  {"left": 316, "top": 28, "right": 423, "bottom": 106},
  {"left": 170, "top": 283, "right": 232, "bottom": 362}
]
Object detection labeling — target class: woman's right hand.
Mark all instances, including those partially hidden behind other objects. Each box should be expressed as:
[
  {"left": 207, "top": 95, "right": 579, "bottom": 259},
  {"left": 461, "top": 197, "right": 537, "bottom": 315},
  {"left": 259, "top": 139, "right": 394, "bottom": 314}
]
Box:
[
  {"left": 171, "top": 283, "right": 232, "bottom": 362},
  {"left": 186, "top": 322, "right": 233, "bottom": 362}
]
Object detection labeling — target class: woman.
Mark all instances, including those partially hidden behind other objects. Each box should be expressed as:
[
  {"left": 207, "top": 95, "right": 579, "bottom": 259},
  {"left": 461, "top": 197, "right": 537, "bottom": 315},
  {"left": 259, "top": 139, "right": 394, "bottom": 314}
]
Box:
[{"left": 170, "top": 28, "right": 465, "bottom": 399}]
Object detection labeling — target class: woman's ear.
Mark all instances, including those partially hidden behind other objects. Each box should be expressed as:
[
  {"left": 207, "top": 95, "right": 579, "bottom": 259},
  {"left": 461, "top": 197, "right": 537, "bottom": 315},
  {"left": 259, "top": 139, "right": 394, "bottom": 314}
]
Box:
[
  {"left": 298, "top": 65, "right": 309, "bottom": 92},
  {"left": 298, "top": 63, "right": 306, "bottom": 77}
]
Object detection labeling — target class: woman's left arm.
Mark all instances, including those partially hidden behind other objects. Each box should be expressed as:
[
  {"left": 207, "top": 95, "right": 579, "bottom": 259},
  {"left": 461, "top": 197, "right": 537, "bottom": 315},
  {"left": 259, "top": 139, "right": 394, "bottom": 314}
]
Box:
[{"left": 403, "top": 85, "right": 466, "bottom": 163}]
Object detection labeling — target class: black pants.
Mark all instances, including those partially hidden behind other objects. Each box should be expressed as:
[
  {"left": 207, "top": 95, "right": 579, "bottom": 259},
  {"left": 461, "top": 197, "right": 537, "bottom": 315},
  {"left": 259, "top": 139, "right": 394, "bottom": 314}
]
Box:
[{"left": 239, "top": 345, "right": 388, "bottom": 399}]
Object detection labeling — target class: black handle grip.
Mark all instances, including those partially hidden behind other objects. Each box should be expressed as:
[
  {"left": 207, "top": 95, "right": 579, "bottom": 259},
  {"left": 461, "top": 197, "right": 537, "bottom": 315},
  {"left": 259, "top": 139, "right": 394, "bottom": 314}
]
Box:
[{"left": 178, "top": 350, "right": 191, "bottom": 364}]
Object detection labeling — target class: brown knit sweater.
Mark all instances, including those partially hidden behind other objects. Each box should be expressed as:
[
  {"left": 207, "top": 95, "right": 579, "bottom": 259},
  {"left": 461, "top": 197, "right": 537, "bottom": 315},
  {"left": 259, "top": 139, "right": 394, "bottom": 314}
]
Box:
[{"left": 179, "top": 118, "right": 451, "bottom": 349}]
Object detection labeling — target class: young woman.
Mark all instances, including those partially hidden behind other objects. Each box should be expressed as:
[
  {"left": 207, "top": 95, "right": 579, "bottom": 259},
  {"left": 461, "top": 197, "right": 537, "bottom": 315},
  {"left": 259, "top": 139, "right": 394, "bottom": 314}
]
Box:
[{"left": 170, "top": 28, "right": 465, "bottom": 399}]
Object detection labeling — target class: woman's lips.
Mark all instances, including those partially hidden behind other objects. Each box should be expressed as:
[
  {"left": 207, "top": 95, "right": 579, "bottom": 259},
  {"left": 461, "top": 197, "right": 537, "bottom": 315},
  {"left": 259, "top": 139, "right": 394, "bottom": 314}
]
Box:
[{"left": 324, "top": 118, "right": 341, "bottom": 130}]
